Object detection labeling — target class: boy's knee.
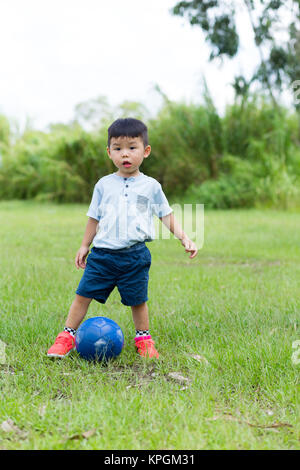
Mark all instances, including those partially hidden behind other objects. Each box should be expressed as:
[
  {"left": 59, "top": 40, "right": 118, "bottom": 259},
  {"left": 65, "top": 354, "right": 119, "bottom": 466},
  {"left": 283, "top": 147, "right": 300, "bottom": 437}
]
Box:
[
  {"left": 131, "top": 301, "right": 147, "bottom": 307},
  {"left": 75, "top": 294, "right": 92, "bottom": 305}
]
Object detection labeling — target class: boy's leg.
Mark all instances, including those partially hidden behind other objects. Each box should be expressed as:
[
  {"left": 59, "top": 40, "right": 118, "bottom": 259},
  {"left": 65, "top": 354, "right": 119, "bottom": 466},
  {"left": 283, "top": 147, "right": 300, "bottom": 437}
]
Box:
[
  {"left": 131, "top": 301, "right": 149, "bottom": 332},
  {"left": 65, "top": 294, "right": 93, "bottom": 330},
  {"left": 47, "top": 295, "right": 92, "bottom": 358},
  {"left": 131, "top": 302, "right": 159, "bottom": 359}
]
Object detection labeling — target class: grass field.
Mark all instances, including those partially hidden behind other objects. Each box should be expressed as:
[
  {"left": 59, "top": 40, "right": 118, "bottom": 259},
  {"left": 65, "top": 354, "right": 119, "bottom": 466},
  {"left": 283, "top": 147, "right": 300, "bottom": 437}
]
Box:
[{"left": 0, "top": 200, "right": 299, "bottom": 450}]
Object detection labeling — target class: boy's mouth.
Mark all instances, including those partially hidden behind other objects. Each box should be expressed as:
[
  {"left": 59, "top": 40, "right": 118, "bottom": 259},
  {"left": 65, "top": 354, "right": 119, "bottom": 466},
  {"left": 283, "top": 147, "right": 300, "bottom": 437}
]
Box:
[{"left": 122, "top": 161, "right": 132, "bottom": 167}]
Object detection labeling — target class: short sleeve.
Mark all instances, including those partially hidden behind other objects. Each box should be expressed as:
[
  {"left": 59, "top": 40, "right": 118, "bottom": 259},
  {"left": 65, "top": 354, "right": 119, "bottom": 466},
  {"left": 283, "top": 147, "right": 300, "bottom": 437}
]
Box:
[
  {"left": 86, "top": 183, "right": 103, "bottom": 221},
  {"left": 152, "top": 182, "right": 173, "bottom": 218}
]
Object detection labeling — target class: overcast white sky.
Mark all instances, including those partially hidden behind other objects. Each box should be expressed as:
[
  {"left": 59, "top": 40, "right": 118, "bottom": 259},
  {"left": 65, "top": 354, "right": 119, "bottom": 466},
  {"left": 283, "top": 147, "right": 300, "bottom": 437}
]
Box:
[{"left": 0, "top": 0, "right": 293, "bottom": 131}]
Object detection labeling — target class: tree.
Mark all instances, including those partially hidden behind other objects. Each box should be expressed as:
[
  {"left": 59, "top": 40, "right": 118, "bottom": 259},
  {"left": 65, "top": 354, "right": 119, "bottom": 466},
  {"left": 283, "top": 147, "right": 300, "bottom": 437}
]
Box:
[
  {"left": 73, "top": 95, "right": 114, "bottom": 130},
  {"left": 73, "top": 96, "right": 150, "bottom": 130},
  {"left": 171, "top": 0, "right": 300, "bottom": 109}
]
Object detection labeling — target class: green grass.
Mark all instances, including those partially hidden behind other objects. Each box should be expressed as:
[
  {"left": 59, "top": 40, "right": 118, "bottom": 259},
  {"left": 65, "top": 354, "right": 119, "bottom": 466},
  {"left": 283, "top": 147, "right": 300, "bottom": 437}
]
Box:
[{"left": 0, "top": 200, "right": 299, "bottom": 450}]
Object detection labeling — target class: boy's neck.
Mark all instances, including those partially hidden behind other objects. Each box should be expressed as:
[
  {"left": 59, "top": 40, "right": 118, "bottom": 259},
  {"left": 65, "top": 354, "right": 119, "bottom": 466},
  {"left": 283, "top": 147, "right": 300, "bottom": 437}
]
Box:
[{"left": 115, "top": 169, "right": 141, "bottom": 178}]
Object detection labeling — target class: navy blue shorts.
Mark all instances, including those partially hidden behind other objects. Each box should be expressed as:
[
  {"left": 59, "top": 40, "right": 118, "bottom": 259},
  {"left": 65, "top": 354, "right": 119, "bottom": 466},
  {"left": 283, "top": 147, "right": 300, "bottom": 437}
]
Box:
[{"left": 76, "top": 242, "right": 151, "bottom": 306}]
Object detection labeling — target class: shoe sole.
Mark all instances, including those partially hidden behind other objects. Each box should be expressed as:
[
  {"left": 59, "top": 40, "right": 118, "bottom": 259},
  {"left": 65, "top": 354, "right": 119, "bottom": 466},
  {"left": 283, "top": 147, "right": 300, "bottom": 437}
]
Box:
[{"left": 47, "top": 347, "right": 76, "bottom": 358}]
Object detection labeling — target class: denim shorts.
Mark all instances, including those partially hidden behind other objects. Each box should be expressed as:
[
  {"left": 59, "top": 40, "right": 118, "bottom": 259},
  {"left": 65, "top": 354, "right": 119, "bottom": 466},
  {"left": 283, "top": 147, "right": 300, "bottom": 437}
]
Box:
[{"left": 76, "top": 242, "right": 151, "bottom": 306}]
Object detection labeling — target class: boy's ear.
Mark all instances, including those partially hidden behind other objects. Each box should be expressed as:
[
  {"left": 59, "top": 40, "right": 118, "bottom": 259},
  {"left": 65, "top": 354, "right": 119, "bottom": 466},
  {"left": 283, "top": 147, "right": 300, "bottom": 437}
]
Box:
[
  {"left": 106, "top": 146, "right": 111, "bottom": 158},
  {"left": 144, "top": 145, "right": 151, "bottom": 158}
]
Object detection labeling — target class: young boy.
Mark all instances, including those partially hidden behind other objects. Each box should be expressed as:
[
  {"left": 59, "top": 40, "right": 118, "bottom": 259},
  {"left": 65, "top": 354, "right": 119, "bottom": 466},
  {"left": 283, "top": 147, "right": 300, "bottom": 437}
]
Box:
[{"left": 47, "top": 118, "right": 197, "bottom": 359}]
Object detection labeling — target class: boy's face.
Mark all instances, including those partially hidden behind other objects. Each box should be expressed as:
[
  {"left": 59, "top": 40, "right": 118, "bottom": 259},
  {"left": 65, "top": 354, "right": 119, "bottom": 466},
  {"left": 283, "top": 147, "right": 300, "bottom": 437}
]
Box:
[{"left": 107, "top": 136, "right": 151, "bottom": 177}]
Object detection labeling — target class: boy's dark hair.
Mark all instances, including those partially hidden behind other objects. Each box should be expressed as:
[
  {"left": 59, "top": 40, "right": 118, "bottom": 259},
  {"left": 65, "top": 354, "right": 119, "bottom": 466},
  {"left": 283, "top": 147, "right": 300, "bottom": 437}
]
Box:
[{"left": 107, "top": 118, "right": 148, "bottom": 147}]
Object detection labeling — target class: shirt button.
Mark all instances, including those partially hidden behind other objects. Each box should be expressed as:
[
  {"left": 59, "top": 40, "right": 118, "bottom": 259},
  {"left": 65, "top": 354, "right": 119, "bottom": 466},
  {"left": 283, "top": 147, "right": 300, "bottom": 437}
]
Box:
[
  {"left": 126, "top": 185, "right": 128, "bottom": 187},
  {"left": 125, "top": 194, "right": 128, "bottom": 197}
]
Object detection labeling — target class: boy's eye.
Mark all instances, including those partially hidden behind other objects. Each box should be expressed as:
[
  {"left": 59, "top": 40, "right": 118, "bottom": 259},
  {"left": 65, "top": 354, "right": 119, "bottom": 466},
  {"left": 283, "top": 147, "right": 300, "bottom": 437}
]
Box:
[{"left": 130, "top": 147, "right": 136, "bottom": 150}]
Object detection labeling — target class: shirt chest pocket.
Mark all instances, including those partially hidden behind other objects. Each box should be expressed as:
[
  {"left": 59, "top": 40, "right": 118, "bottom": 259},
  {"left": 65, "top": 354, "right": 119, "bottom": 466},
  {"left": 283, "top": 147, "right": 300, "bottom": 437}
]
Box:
[{"left": 136, "top": 194, "right": 150, "bottom": 213}]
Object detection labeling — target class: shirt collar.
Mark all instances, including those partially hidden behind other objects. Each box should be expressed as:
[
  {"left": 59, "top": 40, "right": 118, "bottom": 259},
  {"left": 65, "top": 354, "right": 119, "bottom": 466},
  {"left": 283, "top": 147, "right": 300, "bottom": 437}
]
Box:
[{"left": 113, "top": 172, "right": 144, "bottom": 181}]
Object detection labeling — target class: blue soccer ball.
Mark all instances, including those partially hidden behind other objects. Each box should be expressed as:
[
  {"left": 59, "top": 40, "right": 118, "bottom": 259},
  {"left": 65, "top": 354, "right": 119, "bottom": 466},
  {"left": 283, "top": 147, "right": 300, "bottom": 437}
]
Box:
[{"left": 75, "top": 317, "right": 124, "bottom": 362}]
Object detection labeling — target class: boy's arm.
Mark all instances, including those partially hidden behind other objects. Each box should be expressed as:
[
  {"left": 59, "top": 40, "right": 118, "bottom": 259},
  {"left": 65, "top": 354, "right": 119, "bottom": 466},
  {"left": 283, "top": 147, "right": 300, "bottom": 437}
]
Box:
[
  {"left": 75, "top": 217, "right": 99, "bottom": 269},
  {"left": 159, "top": 212, "right": 198, "bottom": 259}
]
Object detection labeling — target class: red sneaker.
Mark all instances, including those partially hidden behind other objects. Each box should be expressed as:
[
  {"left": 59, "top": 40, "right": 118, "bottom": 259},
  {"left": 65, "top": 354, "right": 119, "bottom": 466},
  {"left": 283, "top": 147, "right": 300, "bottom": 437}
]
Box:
[
  {"left": 135, "top": 336, "right": 159, "bottom": 359},
  {"left": 47, "top": 331, "right": 76, "bottom": 358}
]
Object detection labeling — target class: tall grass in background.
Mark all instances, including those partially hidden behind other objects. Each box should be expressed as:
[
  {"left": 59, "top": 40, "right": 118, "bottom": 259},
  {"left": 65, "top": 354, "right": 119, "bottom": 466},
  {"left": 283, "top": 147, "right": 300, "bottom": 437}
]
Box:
[
  {"left": 0, "top": 125, "right": 114, "bottom": 202},
  {"left": 0, "top": 92, "right": 299, "bottom": 208}
]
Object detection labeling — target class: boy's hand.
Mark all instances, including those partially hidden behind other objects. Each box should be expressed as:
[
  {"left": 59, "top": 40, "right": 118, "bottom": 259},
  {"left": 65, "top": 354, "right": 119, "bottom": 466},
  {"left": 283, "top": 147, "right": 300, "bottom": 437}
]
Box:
[
  {"left": 181, "top": 236, "right": 198, "bottom": 259},
  {"left": 75, "top": 245, "right": 90, "bottom": 269}
]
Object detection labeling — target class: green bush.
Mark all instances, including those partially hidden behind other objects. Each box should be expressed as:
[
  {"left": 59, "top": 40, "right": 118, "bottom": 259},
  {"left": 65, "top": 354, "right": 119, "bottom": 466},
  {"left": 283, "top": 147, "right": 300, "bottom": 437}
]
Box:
[
  {"left": 0, "top": 126, "right": 114, "bottom": 202},
  {"left": 184, "top": 152, "right": 300, "bottom": 209},
  {"left": 184, "top": 155, "right": 257, "bottom": 209},
  {"left": 0, "top": 94, "right": 299, "bottom": 208}
]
